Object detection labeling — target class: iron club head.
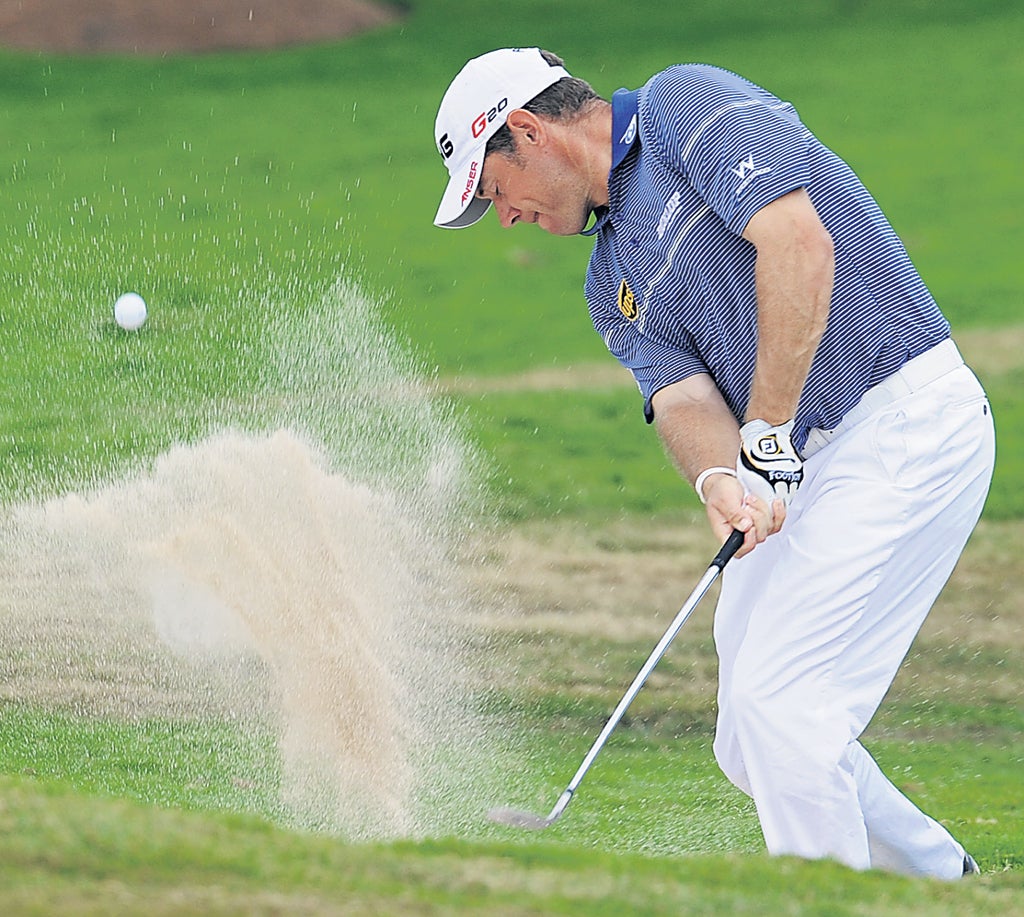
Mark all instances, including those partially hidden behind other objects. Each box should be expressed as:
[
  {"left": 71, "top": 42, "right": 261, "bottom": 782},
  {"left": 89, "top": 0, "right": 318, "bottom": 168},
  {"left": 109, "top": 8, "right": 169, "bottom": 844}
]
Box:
[{"left": 486, "top": 806, "right": 554, "bottom": 831}]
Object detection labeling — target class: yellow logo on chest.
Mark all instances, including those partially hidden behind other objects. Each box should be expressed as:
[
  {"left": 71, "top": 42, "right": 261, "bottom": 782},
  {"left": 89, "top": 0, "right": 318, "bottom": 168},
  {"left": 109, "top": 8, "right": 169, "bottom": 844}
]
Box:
[{"left": 617, "top": 279, "right": 638, "bottom": 320}]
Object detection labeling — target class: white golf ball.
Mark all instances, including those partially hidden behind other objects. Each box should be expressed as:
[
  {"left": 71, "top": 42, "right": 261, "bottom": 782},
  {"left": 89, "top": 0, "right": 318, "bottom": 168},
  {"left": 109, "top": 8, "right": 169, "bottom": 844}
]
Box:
[{"left": 114, "top": 292, "right": 147, "bottom": 331}]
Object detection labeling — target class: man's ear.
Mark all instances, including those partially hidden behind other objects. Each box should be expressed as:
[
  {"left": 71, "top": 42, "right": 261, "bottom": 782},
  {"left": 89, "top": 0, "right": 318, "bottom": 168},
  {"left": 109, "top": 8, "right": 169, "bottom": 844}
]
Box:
[{"left": 506, "top": 108, "right": 545, "bottom": 146}]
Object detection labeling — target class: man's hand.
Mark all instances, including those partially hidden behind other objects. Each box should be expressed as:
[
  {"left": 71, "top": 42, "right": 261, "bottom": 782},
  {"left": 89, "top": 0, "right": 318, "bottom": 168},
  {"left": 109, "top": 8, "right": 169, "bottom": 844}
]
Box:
[
  {"left": 701, "top": 469, "right": 784, "bottom": 558},
  {"left": 738, "top": 418, "right": 804, "bottom": 506},
  {"left": 649, "top": 374, "right": 790, "bottom": 559}
]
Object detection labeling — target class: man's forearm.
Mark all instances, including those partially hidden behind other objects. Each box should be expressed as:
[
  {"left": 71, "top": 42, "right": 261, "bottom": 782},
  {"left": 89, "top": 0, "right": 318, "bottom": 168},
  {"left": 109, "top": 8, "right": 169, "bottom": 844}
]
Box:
[
  {"left": 652, "top": 374, "right": 742, "bottom": 487},
  {"left": 651, "top": 373, "right": 783, "bottom": 554}
]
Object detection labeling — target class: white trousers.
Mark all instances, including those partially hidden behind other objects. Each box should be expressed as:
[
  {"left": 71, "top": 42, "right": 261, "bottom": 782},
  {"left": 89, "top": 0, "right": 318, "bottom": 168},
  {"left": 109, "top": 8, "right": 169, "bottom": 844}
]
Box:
[{"left": 712, "top": 352, "right": 995, "bottom": 879}]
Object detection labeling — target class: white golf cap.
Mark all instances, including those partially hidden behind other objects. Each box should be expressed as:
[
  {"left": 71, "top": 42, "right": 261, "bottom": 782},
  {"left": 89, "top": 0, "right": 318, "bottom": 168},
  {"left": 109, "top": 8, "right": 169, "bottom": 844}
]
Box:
[{"left": 433, "top": 48, "right": 571, "bottom": 229}]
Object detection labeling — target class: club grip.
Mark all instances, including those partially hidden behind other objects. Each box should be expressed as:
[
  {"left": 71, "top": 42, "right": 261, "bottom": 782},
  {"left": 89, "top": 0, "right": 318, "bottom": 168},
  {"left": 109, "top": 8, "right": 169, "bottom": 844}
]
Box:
[{"left": 711, "top": 529, "right": 745, "bottom": 570}]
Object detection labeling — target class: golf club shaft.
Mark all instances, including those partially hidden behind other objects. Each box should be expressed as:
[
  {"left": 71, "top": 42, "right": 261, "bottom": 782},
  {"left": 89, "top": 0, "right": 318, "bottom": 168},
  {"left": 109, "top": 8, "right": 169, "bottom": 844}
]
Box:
[{"left": 543, "top": 528, "right": 745, "bottom": 822}]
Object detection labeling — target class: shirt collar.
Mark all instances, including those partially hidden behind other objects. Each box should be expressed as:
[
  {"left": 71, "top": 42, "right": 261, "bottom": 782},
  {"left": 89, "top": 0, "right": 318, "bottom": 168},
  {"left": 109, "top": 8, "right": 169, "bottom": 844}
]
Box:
[
  {"left": 610, "top": 87, "right": 640, "bottom": 169},
  {"left": 580, "top": 87, "right": 639, "bottom": 236}
]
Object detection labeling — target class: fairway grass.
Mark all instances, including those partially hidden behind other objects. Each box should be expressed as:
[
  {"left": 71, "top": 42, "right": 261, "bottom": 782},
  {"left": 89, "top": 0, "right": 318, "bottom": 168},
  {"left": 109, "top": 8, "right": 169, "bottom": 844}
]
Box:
[
  {"left": 1, "top": 515, "right": 1021, "bottom": 911},
  {"left": 0, "top": 750, "right": 1020, "bottom": 916}
]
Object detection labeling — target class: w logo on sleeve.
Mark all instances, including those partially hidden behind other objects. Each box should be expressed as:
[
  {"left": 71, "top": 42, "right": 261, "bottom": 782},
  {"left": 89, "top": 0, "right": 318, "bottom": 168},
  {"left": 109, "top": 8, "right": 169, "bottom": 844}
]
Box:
[{"left": 731, "top": 153, "right": 772, "bottom": 194}]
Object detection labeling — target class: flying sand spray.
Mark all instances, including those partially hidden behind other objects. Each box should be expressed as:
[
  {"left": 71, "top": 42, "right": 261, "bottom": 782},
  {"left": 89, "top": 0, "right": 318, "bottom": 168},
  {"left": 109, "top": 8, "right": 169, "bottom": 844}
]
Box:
[{"left": 0, "top": 276, "right": 497, "bottom": 839}]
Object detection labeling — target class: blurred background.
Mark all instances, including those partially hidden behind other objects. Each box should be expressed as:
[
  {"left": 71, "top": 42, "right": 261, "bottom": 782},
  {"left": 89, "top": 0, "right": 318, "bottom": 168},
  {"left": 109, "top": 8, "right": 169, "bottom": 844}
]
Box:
[{"left": 1, "top": 0, "right": 1020, "bottom": 519}]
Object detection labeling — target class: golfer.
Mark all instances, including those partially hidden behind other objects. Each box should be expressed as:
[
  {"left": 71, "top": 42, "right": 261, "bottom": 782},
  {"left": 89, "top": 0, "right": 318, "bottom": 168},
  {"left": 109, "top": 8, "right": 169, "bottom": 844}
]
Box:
[{"left": 432, "top": 48, "right": 993, "bottom": 879}]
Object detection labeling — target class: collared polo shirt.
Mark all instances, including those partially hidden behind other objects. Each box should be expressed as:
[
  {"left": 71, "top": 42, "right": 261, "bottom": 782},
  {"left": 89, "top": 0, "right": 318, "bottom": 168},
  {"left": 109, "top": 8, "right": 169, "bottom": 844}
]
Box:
[{"left": 583, "top": 64, "right": 949, "bottom": 448}]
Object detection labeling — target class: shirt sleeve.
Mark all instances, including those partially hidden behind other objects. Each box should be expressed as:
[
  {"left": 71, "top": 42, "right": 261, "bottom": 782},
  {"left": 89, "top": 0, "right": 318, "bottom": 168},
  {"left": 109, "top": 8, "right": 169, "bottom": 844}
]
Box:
[
  {"left": 588, "top": 288, "right": 709, "bottom": 423},
  {"left": 644, "top": 65, "right": 811, "bottom": 234}
]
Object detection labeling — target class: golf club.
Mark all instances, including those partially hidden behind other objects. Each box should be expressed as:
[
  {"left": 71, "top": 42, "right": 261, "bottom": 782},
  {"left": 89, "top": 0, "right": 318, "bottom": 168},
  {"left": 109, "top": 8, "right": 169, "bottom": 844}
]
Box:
[{"left": 488, "top": 527, "right": 745, "bottom": 831}]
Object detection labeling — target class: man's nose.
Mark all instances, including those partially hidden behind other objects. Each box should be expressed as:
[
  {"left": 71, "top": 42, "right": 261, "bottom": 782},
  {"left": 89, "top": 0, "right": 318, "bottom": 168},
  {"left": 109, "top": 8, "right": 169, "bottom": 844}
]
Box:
[{"left": 495, "top": 199, "right": 522, "bottom": 228}]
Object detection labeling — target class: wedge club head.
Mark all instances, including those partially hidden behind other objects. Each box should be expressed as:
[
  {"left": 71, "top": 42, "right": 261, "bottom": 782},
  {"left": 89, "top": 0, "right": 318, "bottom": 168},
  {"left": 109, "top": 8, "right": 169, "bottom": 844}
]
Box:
[{"left": 486, "top": 806, "right": 556, "bottom": 831}]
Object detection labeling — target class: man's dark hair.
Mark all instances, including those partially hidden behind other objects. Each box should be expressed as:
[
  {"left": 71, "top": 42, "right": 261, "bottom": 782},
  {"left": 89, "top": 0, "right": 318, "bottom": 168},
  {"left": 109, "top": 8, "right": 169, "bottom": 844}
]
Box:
[{"left": 485, "top": 50, "right": 601, "bottom": 159}]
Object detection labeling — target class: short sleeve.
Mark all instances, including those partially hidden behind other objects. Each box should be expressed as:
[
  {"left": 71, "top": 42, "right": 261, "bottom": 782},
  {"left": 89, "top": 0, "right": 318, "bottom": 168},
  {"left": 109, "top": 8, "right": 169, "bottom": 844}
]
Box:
[
  {"left": 589, "top": 291, "right": 709, "bottom": 423},
  {"left": 644, "top": 66, "right": 811, "bottom": 234}
]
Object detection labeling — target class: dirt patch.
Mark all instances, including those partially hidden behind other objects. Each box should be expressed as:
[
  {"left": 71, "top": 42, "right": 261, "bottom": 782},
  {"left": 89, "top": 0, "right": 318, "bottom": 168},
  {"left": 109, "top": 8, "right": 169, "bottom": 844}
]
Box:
[
  {"left": 0, "top": 0, "right": 403, "bottom": 54},
  {"left": 467, "top": 514, "right": 721, "bottom": 643},
  {"left": 473, "top": 516, "right": 1023, "bottom": 650},
  {"left": 466, "top": 515, "right": 1024, "bottom": 730},
  {"left": 439, "top": 362, "right": 635, "bottom": 397},
  {"left": 437, "top": 326, "right": 1024, "bottom": 396}
]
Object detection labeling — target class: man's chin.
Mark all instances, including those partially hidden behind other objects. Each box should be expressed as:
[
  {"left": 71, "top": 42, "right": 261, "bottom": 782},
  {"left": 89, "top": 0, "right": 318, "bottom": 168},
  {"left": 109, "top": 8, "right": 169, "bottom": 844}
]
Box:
[{"left": 540, "top": 215, "right": 588, "bottom": 237}]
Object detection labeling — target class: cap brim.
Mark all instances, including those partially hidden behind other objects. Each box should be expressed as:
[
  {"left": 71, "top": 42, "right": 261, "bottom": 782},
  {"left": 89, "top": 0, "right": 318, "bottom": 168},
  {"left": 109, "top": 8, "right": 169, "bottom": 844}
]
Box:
[{"left": 433, "top": 153, "right": 491, "bottom": 229}]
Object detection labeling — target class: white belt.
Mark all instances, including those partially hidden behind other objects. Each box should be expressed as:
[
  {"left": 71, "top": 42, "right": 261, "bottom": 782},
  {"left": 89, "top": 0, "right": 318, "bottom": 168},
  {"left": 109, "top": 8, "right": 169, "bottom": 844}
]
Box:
[{"left": 802, "top": 339, "right": 964, "bottom": 459}]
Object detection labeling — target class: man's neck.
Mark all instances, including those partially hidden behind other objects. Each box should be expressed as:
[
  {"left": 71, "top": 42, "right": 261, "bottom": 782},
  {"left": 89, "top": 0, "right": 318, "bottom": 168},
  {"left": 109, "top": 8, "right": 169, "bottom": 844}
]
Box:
[{"left": 572, "top": 99, "right": 614, "bottom": 209}]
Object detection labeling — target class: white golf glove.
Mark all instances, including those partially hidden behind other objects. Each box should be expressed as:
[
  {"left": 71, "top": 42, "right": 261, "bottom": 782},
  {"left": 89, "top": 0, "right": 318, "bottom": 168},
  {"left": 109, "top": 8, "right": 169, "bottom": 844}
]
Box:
[{"left": 737, "top": 418, "right": 804, "bottom": 507}]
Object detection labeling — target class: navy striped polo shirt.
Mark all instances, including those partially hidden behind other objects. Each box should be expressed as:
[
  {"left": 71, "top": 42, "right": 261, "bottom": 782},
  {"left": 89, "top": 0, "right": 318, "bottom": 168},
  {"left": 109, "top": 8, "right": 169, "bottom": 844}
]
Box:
[{"left": 583, "top": 64, "right": 949, "bottom": 449}]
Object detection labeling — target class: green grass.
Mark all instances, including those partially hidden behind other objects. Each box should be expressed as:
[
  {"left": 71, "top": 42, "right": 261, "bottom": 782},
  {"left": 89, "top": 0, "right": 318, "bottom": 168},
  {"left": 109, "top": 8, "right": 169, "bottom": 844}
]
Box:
[
  {"left": 0, "top": 704, "right": 1021, "bottom": 913},
  {"left": 0, "top": 0, "right": 1022, "bottom": 912},
  {"left": 1, "top": 0, "right": 1022, "bottom": 516},
  {"left": 456, "top": 387, "right": 687, "bottom": 522},
  {"left": 0, "top": 707, "right": 280, "bottom": 816},
  {"left": 5, "top": 774, "right": 1019, "bottom": 917}
]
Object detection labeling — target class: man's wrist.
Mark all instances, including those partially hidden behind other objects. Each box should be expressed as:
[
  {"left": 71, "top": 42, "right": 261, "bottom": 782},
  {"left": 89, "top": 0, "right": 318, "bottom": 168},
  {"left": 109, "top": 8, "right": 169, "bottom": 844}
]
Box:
[{"left": 694, "top": 466, "right": 738, "bottom": 505}]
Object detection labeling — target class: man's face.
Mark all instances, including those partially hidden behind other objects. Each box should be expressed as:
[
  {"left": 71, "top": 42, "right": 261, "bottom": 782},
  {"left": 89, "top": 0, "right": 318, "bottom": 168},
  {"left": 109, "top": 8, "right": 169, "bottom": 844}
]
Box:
[{"left": 475, "top": 142, "right": 594, "bottom": 236}]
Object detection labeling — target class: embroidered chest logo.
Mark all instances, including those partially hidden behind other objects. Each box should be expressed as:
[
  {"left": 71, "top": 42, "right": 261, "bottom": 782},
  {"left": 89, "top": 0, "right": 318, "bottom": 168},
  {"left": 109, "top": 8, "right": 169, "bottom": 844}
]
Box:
[
  {"left": 617, "top": 279, "right": 638, "bottom": 320},
  {"left": 731, "top": 153, "right": 772, "bottom": 195}
]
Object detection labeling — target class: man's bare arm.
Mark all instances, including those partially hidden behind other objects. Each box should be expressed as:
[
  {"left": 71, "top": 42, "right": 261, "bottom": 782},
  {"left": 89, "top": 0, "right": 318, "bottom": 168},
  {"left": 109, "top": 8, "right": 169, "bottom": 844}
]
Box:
[
  {"left": 741, "top": 187, "right": 834, "bottom": 425},
  {"left": 651, "top": 373, "right": 780, "bottom": 557}
]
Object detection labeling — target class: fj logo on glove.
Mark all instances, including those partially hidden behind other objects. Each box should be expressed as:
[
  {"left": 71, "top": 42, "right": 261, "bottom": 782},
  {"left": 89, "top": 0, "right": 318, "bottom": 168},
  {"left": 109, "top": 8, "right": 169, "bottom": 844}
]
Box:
[{"left": 738, "top": 419, "right": 805, "bottom": 508}]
